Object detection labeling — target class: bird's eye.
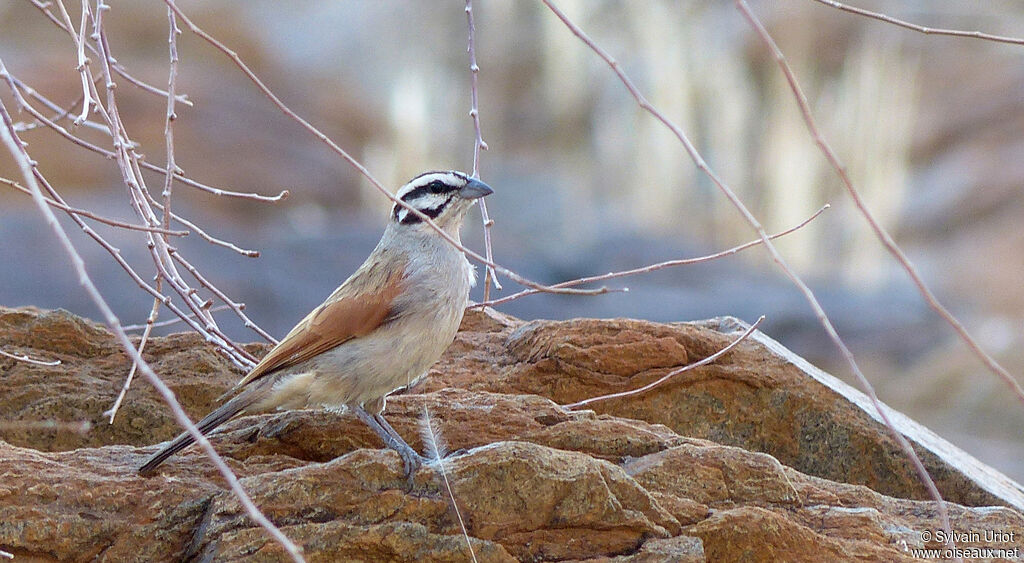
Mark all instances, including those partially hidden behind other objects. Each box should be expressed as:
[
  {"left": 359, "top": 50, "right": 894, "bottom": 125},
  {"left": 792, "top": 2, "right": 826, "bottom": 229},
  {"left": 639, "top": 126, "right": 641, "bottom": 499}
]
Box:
[{"left": 429, "top": 181, "right": 445, "bottom": 194}]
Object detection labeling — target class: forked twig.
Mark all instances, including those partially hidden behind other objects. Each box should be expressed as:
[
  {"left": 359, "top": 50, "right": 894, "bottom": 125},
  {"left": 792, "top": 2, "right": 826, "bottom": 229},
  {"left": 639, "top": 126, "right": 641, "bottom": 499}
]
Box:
[
  {"left": 27, "top": 0, "right": 194, "bottom": 107},
  {"left": 565, "top": 316, "right": 765, "bottom": 410}
]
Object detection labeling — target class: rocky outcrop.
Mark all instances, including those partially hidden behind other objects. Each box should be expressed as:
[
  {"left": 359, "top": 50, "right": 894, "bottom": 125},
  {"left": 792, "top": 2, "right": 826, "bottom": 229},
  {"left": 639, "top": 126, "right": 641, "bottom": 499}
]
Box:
[{"left": 1, "top": 306, "right": 1022, "bottom": 561}]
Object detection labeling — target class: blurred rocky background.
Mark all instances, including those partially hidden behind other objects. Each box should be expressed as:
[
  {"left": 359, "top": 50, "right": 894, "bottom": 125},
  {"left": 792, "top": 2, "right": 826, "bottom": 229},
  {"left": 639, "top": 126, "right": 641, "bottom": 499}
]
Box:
[{"left": 1, "top": 0, "right": 1023, "bottom": 482}]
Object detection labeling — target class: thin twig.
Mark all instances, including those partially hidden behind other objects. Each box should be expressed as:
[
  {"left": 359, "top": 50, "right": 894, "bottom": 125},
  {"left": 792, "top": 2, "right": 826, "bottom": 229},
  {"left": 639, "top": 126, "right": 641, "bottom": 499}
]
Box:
[
  {"left": 736, "top": 0, "right": 957, "bottom": 551},
  {"left": 4, "top": 74, "right": 286, "bottom": 204},
  {"left": 804, "top": 8, "right": 1023, "bottom": 405},
  {"left": 51, "top": 0, "right": 93, "bottom": 125},
  {"left": 0, "top": 349, "right": 61, "bottom": 366},
  {"left": 543, "top": 0, "right": 955, "bottom": 550},
  {"left": 27, "top": 0, "right": 194, "bottom": 107},
  {"left": 124, "top": 303, "right": 233, "bottom": 331},
  {"left": 169, "top": 250, "right": 278, "bottom": 344},
  {"left": 0, "top": 93, "right": 304, "bottom": 563},
  {"left": 812, "top": 0, "right": 1024, "bottom": 46},
  {"left": 107, "top": 291, "right": 161, "bottom": 423},
  {"left": 464, "top": 0, "right": 500, "bottom": 303},
  {"left": 85, "top": 5, "right": 262, "bottom": 365},
  {"left": 0, "top": 548, "right": 12, "bottom": 559},
  {"left": 475, "top": 204, "right": 829, "bottom": 309},
  {"left": 565, "top": 316, "right": 765, "bottom": 409},
  {"left": 420, "top": 407, "right": 478, "bottom": 563},
  {"left": 162, "top": 0, "right": 607, "bottom": 299},
  {"left": 107, "top": 6, "right": 185, "bottom": 424},
  {"left": 1, "top": 176, "right": 189, "bottom": 236}
]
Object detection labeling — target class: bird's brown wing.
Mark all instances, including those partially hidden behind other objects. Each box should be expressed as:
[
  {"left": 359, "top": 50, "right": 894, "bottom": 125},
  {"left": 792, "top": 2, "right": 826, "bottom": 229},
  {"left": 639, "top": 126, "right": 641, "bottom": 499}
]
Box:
[{"left": 234, "top": 266, "right": 406, "bottom": 389}]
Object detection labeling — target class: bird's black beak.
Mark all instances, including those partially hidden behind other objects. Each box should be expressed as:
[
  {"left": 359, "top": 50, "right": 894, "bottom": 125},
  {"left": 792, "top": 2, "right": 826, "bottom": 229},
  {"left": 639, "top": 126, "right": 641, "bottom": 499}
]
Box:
[{"left": 459, "top": 177, "right": 494, "bottom": 199}]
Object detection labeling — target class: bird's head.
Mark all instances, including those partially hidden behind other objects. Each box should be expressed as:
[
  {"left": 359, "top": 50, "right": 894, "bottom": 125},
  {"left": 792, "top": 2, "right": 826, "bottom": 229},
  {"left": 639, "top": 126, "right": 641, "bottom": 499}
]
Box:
[{"left": 390, "top": 171, "right": 493, "bottom": 235}]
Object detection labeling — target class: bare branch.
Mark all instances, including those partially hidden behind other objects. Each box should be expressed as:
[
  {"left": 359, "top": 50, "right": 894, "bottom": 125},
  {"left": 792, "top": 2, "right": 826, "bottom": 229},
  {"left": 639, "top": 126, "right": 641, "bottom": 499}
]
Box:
[
  {"left": 50, "top": 0, "right": 94, "bottom": 124},
  {"left": 796, "top": 9, "right": 1024, "bottom": 404},
  {"left": 0, "top": 349, "right": 61, "bottom": 366},
  {"left": 812, "top": 0, "right": 1024, "bottom": 46},
  {"left": 542, "top": 0, "right": 954, "bottom": 547},
  {"left": 4, "top": 73, "right": 286, "bottom": 203},
  {"left": 123, "top": 303, "right": 233, "bottom": 331},
  {"left": 0, "top": 85, "right": 303, "bottom": 563},
  {"left": 565, "top": 316, "right": 765, "bottom": 409},
  {"left": 1, "top": 176, "right": 189, "bottom": 236},
  {"left": 162, "top": 0, "right": 608, "bottom": 299},
  {"left": 106, "top": 294, "right": 160, "bottom": 424},
  {"left": 736, "top": 0, "right": 956, "bottom": 549},
  {"left": 26, "top": 0, "right": 194, "bottom": 106},
  {"left": 169, "top": 250, "right": 278, "bottom": 344},
  {"left": 475, "top": 204, "right": 830, "bottom": 309},
  {"left": 464, "top": 0, "right": 501, "bottom": 302}
]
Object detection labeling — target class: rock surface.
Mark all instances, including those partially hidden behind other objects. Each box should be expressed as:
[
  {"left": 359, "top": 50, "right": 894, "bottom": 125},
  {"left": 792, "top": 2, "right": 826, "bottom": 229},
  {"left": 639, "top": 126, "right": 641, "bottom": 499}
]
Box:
[{"left": 1, "top": 306, "right": 1022, "bottom": 562}]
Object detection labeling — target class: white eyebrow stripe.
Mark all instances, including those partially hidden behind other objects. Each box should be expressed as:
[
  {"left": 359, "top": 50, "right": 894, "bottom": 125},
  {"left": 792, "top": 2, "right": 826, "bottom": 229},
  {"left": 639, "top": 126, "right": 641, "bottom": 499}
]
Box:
[{"left": 396, "top": 172, "right": 464, "bottom": 199}]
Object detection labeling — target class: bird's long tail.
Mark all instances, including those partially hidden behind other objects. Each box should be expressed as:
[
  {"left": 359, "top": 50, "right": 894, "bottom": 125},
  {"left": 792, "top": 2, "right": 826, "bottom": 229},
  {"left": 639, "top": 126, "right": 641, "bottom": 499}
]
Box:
[{"left": 138, "top": 389, "right": 261, "bottom": 475}]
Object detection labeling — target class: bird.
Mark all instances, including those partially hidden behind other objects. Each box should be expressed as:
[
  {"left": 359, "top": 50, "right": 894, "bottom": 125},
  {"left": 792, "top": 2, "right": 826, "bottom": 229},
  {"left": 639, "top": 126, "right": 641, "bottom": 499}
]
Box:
[{"left": 139, "top": 170, "right": 493, "bottom": 477}]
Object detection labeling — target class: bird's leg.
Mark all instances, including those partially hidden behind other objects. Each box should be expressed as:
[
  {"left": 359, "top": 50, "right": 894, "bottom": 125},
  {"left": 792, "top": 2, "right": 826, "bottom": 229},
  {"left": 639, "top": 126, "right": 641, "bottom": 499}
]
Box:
[{"left": 352, "top": 405, "right": 424, "bottom": 480}]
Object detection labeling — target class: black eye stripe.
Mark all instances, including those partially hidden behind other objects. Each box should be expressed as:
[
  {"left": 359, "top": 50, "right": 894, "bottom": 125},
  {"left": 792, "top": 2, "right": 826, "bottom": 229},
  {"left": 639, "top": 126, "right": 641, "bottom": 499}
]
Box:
[
  {"left": 400, "top": 179, "right": 458, "bottom": 203},
  {"left": 398, "top": 201, "right": 448, "bottom": 225}
]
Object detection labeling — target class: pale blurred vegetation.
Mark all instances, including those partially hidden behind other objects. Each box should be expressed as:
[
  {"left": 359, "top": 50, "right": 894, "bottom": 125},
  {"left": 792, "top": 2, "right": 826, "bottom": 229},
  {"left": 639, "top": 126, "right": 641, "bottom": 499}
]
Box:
[{"left": 1, "top": 1, "right": 1024, "bottom": 480}]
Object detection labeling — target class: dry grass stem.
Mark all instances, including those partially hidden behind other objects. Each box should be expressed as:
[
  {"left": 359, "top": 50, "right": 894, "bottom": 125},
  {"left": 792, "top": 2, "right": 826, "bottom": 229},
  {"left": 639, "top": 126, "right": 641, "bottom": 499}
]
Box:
[
  {"left": 0, "top": 94, "right": 303, "bottom": 563},
  {"left": 813, "top": 0, "right": 1024, "bottom": 45},
  {"left": 0, "top": 349, "right": 61, "bottom": 366}
]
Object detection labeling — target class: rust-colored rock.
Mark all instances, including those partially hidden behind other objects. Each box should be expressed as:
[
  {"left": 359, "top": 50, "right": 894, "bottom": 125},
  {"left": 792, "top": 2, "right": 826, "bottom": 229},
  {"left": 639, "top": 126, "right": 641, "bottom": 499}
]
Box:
[{"left": 2, "top": 305, "right": 1023, "bottom": 562}]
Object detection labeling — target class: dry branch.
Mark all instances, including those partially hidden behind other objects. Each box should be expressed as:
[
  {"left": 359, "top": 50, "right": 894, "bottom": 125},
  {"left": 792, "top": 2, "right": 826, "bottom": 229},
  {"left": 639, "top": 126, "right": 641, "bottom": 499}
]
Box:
[
  {"left": 0, "top": 349, "right": 61, "bottom": 366},
  {"left": 540, "top": 0, "right": 954, "bottom": 546},
  {"left": 464, "top": 0, "right": 501, "bottom": 303},
  {"left": 565, "top": 316, "right": 765, "bottom": 409},
  {"left": 0, "top": 94, "right": 304, "bottom": 563},
  {"left": 475, "top": 204, "right": 830, "bottom": 309},
  {"left": 736, "top": 0, "right": 957, "bottom": 549},
  {"left": 812, "top": 0, "right": 1024, "bottom": 46}
]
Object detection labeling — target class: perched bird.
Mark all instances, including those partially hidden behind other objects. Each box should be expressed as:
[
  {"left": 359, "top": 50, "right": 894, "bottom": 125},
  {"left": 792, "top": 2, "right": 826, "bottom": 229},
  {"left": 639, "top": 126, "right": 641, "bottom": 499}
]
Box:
[{"left": 139, "top": 170, "right": 493, "bottom": 477}]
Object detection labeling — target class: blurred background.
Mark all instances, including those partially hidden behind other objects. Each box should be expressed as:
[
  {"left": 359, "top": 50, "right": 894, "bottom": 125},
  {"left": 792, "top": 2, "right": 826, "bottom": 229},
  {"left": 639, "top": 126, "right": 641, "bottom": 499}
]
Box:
[{"left": 1, "top": 1, "right": 1023, "bottom": 481}]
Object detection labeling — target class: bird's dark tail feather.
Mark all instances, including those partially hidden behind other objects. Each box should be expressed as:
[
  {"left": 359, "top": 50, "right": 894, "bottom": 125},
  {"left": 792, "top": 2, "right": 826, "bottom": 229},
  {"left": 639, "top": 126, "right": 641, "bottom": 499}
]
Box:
[{"left": 138, "top": 390, "right": 259, "bottom": 475}]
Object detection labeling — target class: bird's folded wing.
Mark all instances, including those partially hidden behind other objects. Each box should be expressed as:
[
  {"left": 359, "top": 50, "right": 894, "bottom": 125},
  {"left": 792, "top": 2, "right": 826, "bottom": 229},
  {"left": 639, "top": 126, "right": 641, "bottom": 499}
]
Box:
[{"left": 235, "top": 267, "right": 406, "bottom": 388}]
